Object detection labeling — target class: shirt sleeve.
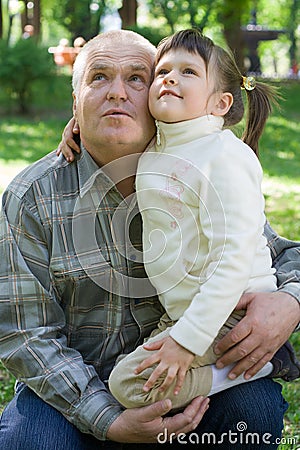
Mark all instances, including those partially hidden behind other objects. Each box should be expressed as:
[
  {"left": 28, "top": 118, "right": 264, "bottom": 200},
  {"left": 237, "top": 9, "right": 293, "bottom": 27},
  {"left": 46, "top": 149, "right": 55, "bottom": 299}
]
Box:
[
  {"left": 264, "top": 221, "right": 300, "bottom": 330},
  {"left": 0, "top": 191, "right": 122, "bottom": 441}
]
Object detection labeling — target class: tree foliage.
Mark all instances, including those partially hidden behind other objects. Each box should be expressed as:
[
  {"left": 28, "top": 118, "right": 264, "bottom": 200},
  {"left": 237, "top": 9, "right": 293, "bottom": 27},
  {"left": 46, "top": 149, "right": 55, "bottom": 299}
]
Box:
[
  {"left": 146, "top": 0, "right": 220, "bottom": 33},
  {"left": 0, "top": 0, "right": 299, "bottom": 75},
  {"left": 145, "top": 0, "right": 299, "bottom": 72},
  {"left": 50, "top": 0, "right": 122, "bottom": 42},
  {"left": 0, "top": 37, "right": 55, "bottom": 113},
  {"left": 55, "top": 0, "right": 103, "bottom": 41}
]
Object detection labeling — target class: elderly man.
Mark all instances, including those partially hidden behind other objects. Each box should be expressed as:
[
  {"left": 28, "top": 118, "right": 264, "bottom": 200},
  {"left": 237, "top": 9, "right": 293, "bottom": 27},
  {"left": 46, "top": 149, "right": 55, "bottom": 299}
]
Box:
[{"left": 0, "top": 30, "right": 299, "bottom": 449}]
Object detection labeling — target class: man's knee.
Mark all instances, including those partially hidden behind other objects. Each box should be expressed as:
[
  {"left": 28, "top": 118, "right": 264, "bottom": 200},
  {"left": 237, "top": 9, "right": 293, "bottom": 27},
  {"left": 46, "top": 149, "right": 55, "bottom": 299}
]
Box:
[
  {"left": 0, "top": 384, "right": 81, "bottom": 450},
  {"left": 193, "top": 379, "right": 288, "bottom": 449}
]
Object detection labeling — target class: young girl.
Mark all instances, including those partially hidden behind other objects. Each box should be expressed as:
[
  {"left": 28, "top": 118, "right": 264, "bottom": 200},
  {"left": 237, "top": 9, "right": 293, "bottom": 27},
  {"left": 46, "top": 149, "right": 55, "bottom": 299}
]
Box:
[{"left": 58, "top": 29, "right": 299, "bottom": 410}]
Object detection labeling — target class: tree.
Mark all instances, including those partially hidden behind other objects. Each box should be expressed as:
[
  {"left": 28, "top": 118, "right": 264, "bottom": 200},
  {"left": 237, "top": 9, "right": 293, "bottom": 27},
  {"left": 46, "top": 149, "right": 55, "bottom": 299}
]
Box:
[
  {"left": 146, "top": 0, "right": 218, "bottom": 34},
  {"left": 219, "top": 0, "right": 251, "bottom": 71},
  {"left": 146, "top": 0, "right": 251, "bottom": 70},
  {"left": 0, "top": 0, "right": 3, "bottom": 39},
  {"left": 19, "top": 0, "right": 41, "bottom": 39},
  {"left": 118, "top": 0, "right": 137, "bottom": 28},
  {"left": 52, "top": 0, "right": 123, "bottom": 42},
  {"left": 0, "top": 37, "right": 55, "bottom": 113},
  {"left": 288, "top": 0, "right": 300, "bottom": 66}
]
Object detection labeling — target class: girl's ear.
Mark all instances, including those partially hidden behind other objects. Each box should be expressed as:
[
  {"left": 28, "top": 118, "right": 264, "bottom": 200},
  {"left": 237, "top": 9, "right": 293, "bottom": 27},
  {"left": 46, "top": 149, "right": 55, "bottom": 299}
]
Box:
[{"left": 212, "top": 92, "right": 233, "bottom": 117}]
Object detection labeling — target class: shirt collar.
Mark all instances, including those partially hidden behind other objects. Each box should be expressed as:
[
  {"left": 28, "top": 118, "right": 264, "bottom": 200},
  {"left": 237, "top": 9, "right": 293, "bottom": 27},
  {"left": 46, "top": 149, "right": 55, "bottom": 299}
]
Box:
[{"left": 77, "top": 144, "right": 116, "bottom": 198}]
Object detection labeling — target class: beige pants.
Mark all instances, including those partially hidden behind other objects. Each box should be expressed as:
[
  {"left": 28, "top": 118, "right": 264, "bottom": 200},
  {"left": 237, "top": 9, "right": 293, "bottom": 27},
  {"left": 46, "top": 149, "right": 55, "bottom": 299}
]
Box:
[{"left": 108, "top": 310, "right": 245, "bottom": 409}]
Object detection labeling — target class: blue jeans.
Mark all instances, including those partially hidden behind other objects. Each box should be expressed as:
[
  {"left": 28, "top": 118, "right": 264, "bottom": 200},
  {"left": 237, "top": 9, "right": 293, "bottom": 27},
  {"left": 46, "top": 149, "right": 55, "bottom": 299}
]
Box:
[{"left": 0, "top": 379, "right": 288, "bottom": 449}]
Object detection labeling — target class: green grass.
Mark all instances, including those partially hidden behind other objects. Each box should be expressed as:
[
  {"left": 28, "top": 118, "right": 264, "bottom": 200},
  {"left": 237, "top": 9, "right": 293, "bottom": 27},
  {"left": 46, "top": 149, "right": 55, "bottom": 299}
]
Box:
[
  {"left": 244, "top": 81, "right": 300, "bottom": 449},
  {"left": 0, "top": 78, "right": 299, "bottom": 448}
]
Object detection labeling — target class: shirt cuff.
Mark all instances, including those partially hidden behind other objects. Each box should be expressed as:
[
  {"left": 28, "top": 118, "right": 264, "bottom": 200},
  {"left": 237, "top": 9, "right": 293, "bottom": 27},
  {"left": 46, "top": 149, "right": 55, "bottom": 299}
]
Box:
[
  {"left": 66, "top": 388, "right": 123, "bottom": 441},
  {"left": 278, "top": 282, "right": 300, "bottom": 332}
]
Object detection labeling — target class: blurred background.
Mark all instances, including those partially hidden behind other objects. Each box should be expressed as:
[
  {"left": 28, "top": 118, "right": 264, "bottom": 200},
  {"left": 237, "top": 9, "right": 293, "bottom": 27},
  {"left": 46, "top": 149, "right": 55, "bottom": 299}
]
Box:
[{"left": 0, "top": 1, "right": 299, "bottom": 448}]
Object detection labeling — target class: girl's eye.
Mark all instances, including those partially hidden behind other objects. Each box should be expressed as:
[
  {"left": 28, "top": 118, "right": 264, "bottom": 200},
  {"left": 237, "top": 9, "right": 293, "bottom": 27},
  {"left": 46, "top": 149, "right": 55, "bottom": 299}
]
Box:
[
  {"left": 183, "top": 68, "right": 196, "bottom": 75},
  {"left": 156, "top": 68, "right": 169, "bottom": 76}
]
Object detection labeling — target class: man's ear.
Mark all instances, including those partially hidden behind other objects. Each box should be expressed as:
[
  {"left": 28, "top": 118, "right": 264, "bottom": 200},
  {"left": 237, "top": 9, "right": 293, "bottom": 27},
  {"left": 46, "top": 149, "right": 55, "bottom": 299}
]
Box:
[
  {"left": 72, "top": 92, "right": 77, "bottom": 117},
  {"left": 212, "top": 92, "right": 233, "bottom": 117}
]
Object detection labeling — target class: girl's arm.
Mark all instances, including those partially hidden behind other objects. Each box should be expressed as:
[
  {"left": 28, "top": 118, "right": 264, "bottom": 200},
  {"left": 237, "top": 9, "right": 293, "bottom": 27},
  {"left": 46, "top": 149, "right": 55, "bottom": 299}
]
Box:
[{"left": 56, "top": 117, "right": 81, "bottom": 161}]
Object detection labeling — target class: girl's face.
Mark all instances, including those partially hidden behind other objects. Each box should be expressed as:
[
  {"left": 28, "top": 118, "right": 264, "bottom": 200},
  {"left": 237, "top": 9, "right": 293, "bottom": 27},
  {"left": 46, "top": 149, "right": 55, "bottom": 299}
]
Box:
[{"left": 149, "top": 48, "right": 221, "bottom": 123}]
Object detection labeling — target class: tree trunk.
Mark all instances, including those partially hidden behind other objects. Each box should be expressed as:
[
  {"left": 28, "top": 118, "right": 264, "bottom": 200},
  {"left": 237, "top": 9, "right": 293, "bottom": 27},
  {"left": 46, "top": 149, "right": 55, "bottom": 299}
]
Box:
[
  {"left": 32, "top": 0, "right": 41, "bottom": 39},
  {"left": 0, "top": 0, "right": 3, "bottom": 39},
  {"left": 20, "top": 1, "right": 29, "bottom": 34},
  {"left": 221, "top": 0, "right": 249, "bottom": 72},
  {"left": 19, "top": 0, "right": 41, "bottom": 40},
  {"left": 118, "top": 0, "right": 137, "bottom": 28}
]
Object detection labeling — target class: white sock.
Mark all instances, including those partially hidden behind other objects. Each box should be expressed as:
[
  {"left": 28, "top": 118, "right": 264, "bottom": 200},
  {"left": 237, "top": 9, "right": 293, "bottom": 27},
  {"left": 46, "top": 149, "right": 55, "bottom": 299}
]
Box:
[{"left": 209, "top": 362, "right": 273, "bottom": 396}]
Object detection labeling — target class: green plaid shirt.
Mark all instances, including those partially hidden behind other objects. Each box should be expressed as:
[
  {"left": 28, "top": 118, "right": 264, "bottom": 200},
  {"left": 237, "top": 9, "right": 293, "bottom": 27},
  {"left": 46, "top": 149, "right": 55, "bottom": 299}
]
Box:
[
  {"left": 0, "top": 147, "right": 299, "bottom": 440},
  {"left": 0, "top": 148, "right": 163, "bottom": 440}
]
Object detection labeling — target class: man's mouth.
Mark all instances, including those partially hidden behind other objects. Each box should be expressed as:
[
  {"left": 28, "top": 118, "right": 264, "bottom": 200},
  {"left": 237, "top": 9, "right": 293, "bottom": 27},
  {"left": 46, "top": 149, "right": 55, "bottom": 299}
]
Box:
[{"left": 104, "top": 109, "right": 131, "bottom": 117}]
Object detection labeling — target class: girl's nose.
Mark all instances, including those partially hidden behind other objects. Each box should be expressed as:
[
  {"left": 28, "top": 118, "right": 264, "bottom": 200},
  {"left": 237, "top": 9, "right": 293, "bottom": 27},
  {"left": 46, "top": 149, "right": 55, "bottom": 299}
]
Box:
[{"left": 163, "top": 77, "right": 177, "bottom": 86}]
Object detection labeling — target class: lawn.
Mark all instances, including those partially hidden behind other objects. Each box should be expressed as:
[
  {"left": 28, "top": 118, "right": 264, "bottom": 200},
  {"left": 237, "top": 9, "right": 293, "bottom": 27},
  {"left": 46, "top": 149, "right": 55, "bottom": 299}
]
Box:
[{"left": 0, "top": 77, "right": 299, "bottom": 448}]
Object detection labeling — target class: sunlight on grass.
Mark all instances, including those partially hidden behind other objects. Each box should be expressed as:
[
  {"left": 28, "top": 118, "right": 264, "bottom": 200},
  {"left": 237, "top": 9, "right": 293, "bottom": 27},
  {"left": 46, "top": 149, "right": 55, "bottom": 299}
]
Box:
[
  {"left": 0, "top": 118, "right": 68, "bottom": 163},
  {"left": 263, "top": 176, "right": 300, "bottom": 240}
]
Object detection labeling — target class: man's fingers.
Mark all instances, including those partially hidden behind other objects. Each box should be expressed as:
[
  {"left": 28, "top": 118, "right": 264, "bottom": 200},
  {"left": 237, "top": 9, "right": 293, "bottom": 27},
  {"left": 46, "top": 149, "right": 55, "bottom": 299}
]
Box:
[
  {"left": 139, "top": 399, "right": 173, "bottom": 422},
  {"left": 225, "top": 348, "right": 274, "bottom": 379},
  {"left": 216, "top": 338, "right": 255, "bottom": 369},
  {"left": 243, "top": 351, "right": 275, "bottom": 379},
  {"left": 235, "top": 292, "right": 255, "bottom": 310},
  {"left": 215, "top": 319, "right": 252, "bottom": 356},
  {"left": 164, "top": 396, "right": 209, "bottom": 435},
  {"left": 177, "top": 397, "right": 210, "bottom": 435}
]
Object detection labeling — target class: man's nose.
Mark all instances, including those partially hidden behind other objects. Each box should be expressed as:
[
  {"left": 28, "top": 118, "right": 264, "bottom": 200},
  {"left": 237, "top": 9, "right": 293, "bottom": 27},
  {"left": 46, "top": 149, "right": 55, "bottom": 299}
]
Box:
[{"left": 106, "top": 76, "right": 127, "bottom": 101}]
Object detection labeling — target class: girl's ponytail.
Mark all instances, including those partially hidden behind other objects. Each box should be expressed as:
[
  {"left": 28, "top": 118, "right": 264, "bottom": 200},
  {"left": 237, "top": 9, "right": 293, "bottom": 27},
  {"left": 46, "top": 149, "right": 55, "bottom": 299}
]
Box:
[{"left": 241, "top": 77, "right": 279, "bottom": 156}]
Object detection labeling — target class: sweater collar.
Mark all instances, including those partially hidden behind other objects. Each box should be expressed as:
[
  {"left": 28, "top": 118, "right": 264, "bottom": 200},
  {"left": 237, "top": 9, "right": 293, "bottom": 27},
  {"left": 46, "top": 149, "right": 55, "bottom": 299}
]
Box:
[{"left": 156, "top": 115, "right": 224, "bottom": 149}]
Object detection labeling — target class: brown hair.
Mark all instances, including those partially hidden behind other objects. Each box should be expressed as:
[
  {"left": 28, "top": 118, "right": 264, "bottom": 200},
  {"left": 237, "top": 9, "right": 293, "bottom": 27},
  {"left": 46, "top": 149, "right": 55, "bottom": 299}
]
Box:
[{"left": 156, "top": 29, "right": 279, "bottom": 156}]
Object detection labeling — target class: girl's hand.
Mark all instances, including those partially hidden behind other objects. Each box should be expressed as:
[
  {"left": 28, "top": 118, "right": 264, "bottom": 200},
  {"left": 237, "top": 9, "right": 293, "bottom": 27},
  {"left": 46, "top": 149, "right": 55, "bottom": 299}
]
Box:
[
  {"left": 56, "top": 117, "right": 81, "bottom": 162},
  {"left": 134, "top": 336, "right": 195, "bottom": 396}
]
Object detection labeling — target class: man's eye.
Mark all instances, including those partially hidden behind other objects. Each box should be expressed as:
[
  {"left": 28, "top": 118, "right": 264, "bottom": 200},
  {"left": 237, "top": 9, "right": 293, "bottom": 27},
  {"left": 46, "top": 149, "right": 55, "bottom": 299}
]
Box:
[
  {"left": 94, "top": 74, "right": 106, "bottom": 81},
  {"left": 129, "top": 75, "right": 143, "bottom": 82}
]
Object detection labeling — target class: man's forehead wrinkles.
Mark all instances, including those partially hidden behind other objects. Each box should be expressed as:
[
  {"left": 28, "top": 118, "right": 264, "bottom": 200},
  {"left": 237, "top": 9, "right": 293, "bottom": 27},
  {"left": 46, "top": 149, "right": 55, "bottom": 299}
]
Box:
[
  {"left": 88, "top": 47, "right": 153, "bottom": 65},
  {"left": 88, "top": 59, "right": 151, "bottom": 73}
]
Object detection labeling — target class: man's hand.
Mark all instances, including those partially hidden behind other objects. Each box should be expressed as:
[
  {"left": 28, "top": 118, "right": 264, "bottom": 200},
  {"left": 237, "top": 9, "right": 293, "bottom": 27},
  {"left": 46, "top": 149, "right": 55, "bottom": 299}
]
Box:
[
  {"left": 106, "top": 396, "right": 210, "bottom": 443},
  {"left": 134, "top": 336, "right": 194, "bottom": 395},
  {"left": 214, "top": 291, "right": 300, "bottom": 379},
  {"left": 56, "top": 117, "right": 81, "bottom": 161}
]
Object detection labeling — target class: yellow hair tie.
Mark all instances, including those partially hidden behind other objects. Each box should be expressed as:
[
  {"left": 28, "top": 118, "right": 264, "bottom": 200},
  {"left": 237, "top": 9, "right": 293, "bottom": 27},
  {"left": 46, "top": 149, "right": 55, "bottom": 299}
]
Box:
[{"left": 241, "top": 76, "right": 256, "bottom": 91}]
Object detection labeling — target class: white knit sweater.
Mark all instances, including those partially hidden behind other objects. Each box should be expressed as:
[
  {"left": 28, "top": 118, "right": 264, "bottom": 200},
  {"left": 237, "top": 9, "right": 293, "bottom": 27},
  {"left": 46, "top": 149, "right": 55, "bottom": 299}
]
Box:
[{"left": 136, "top": 115, "right": 276, "bottom": 356}]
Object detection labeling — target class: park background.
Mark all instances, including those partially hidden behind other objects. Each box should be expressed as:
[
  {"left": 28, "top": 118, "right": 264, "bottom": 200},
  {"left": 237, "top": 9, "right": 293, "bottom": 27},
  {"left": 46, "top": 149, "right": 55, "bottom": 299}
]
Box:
[{"left": 0, "top": 0, "right": 299, "bottom": 448}]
